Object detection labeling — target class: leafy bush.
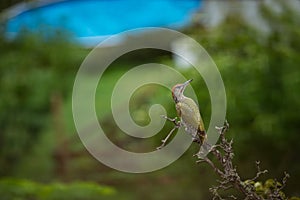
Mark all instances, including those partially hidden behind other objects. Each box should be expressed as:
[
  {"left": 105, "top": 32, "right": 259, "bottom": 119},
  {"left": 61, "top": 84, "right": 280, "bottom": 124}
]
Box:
[{"left": 0, "top": 178, "right": 116, "bottom": 200}]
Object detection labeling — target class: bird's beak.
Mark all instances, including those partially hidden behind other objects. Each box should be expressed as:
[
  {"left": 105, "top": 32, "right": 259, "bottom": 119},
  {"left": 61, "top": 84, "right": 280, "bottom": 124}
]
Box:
[
  {"left": 183, "top": 79, "right": 193, "bottom": 86},
  {"left": 180, "top": 79, "right": 192, "bottom": 92}
]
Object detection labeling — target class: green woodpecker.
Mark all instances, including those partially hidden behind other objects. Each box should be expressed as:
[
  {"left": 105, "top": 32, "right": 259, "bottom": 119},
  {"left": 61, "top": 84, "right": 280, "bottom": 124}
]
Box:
[
  {"left": 157, "top": 79, "right": 206, "bottom": 150},
  {"left": 172, "top": 79, "right": 206, "bottom": 144}
]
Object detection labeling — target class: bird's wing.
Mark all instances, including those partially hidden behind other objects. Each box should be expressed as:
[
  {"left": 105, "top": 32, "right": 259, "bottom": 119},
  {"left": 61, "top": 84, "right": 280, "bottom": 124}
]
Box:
[
  {"left": 175, "top": 103, "right": 181, "bottom": 117},
  {"left": 178, "top": 98, "right": 205, "bottom": 132}
]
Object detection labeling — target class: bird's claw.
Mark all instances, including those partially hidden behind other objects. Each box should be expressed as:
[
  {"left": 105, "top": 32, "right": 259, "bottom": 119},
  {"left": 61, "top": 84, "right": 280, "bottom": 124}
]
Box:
[{"left": 161, "top": 115, "right": 177, "bottom": 122}]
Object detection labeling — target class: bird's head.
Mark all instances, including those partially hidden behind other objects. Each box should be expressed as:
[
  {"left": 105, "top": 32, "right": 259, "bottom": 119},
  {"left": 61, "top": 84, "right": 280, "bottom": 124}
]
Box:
[{"left": 172, "top": 79, "right": 193, "bottom": 103}]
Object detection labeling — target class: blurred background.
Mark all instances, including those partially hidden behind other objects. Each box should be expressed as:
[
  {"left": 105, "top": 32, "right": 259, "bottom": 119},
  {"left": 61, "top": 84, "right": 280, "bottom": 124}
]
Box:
[{"left": 0, "top": 0, "right": 300, "bottom": 199}]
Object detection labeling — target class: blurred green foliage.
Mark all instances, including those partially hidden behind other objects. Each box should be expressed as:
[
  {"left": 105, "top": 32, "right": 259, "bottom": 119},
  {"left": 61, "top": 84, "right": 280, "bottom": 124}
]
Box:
[
  {"left": 185, "top": 2, "right": 300, "bottom": 197},
  {"left": 0, "top": 1, "right": 299, "bottom": 200},
  {"left": 254, "top": 179, "right": 287, "bottom": 199},
  {"left": 0, "top": 33, "right": 86, "bottom": 175},
  {"left": 0, "top": 178, "right": 115, "bottom": 200},
  {"left": 244, "top": 178, "right": 300, "bottom": 200}
]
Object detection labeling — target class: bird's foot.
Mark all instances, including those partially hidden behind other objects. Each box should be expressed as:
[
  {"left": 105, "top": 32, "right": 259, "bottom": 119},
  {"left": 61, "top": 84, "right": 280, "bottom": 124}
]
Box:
[{"left": 160, "top": 115, "right": 181, "bottom": 127}]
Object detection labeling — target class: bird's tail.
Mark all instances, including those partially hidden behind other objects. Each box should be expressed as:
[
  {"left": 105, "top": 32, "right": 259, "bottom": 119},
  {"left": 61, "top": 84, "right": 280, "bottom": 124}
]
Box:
[
  {"left": 193, "top": 129, "right": 206, "bottom": 145},
  {"left": 193, "top": 129, "right": 213, "bottom": 157},
  {"left": 194, "top": 140, "right": 212, "bottom": 158},
  {"left": 202, "top": 140, "right": 212, "bottom": 151}
]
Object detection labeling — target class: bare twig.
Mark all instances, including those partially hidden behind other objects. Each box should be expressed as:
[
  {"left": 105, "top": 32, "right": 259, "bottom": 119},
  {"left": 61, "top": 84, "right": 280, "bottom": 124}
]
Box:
[
  {"left": 156, "top": 115, "right": 181, "bottom": 150},
  {"left": 229, "top": 195, "right": 238, "bottom": 199},
  {"left": 249, "top": 161, "right": 268, "bottom": 182},
  {"left": 268, "top": 172, "right": 290, "bottom": 199},
  {"left": 196, "top": 156, "right": 224, "bottom": 177},
  {"left": 194, "top": 121, "right": 290, "bottom": 200},
  {"left": 279, "top": 172, "right": 290, "bottom": 191},
  {"left": 157, "top": 118, "right": 294, "bottom": 199}
]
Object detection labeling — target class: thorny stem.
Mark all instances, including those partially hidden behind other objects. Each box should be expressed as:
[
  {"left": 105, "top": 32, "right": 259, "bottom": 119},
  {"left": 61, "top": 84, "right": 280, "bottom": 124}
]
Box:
[
  {"left": 157, "top": 118, "right": 291, "bottom": 199},
  {"left": 195, "top": 121, "right": 290, "bottom": 200},
  {"left": 270, "top": 172, "right": 290, "bottom": 200},
  {"left": 197, "top": 156, "right": 224, "bottom": 177},
  {"left": 249, "top": 161, "right": 268, "bottom": 182}
]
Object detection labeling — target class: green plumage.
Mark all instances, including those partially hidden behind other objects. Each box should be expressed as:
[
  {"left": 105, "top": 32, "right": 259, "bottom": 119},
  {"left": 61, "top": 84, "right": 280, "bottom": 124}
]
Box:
[
  {"left": 176, "top": 97, "right": 206, "bottom": 143},
  {"left": 170, "top": 79, "right": 206, "bottom": 145},
  {"left": 157, "top": 79, "right": 206, "bottom": 150}
]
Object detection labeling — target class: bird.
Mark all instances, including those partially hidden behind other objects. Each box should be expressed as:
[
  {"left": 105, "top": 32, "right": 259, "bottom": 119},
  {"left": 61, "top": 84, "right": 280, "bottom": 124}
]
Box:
[
  {"left": 171, "top": 79, "right": 206, "bottom": 145},
  {"left": 157, "top": 79, "right": 206, "bottom": 150}
]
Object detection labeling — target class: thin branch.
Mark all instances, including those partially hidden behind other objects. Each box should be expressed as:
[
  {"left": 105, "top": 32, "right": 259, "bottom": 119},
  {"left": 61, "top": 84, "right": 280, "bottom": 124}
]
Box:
[
  {"left": 278, "top": 172, "right": 290, "bottom": 191},
  {"left": 156, "top": 125, "right": 179, "bottom": 150},
  {"left": 156, "top": 115, "right": 181, "bottom": 150},
  {"left": 157, "top": 118, "right": 293, "bottom": 199},
  {"left": 196, "top": 156, "right": 224, "bottom": 177},
  {"left": 249, "top": 161, "right": 268, "bottom": 182},
  {"left": 229, "top": 195, "right": 238, "bottom": 199},
  {"left": 196, "top": 121, "right": 264, "bottom": 200}
]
